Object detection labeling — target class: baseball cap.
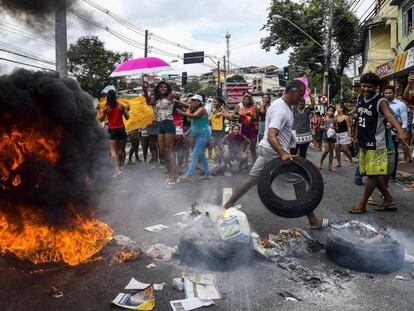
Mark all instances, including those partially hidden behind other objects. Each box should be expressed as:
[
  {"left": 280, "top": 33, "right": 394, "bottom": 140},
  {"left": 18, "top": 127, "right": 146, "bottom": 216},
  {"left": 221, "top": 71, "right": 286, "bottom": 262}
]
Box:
[{"left": 191, "top": 94, "right": 204, "bottom": 103}]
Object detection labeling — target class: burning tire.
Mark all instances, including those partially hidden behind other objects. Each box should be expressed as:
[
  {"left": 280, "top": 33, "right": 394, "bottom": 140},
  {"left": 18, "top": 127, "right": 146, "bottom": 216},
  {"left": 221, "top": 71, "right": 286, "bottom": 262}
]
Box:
[
  {"left": 326, "top": 230, "right": 404, "bottom": 274},
  {"left": 257, "top": 157, "right": 324, "bottom": 218},
  {"left": 178, "top": 236, "right": 253, "bottom": 271}
]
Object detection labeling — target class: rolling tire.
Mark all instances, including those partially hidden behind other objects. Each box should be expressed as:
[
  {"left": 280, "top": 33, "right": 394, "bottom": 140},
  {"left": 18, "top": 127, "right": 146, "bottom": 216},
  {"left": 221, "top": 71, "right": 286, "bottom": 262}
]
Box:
[
  {"left": 326, "top": 230, "right": 405, "bottom": 274},
  {"left": 257, "top": 157, "right": 324, "bottom": 218}
]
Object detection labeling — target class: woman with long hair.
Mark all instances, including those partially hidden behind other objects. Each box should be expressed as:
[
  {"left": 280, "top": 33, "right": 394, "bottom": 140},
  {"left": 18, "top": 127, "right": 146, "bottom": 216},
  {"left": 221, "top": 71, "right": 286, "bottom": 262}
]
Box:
[
  {"left": 257, "top": 93, "right": 271, "bottom": 141},
  {"left": 317, "top": 106, "right": 337, "bottom": 171},
  {"left": 151, "top": 81, "right": 177, "bottom": 188},
  {"left": 177, "top": 95, "right": 211, "bottom": 182},
  {"left": 211, "top": 97, "right": 233, "bottom": 164},
  {"left": 335, "top": 103, "right": 355, "bottom": 167},
  {"left": 235, "top": 93, "right": 258, "bottom": 163},
  {"left": 99, "top": 90, "right": 129, "bottom": 178}
]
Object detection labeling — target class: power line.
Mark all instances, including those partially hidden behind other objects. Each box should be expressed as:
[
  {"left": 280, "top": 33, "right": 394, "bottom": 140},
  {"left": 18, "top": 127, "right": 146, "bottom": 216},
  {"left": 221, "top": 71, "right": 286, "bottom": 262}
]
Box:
[
  {"left": 0, "top": 57, "right": 54, "bottom": 71},
  {"left": 0, "top": 48, "right": 55, "bottom": 65},
  {"left": 0, "top": 25, "right": 54, "bottom": 47}
]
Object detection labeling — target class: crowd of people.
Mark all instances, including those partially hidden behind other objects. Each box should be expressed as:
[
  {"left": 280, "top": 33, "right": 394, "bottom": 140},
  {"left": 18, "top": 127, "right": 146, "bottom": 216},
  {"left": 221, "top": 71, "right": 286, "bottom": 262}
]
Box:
[{"left": 99, "top": 73, "right": 414, "bottom": 210}]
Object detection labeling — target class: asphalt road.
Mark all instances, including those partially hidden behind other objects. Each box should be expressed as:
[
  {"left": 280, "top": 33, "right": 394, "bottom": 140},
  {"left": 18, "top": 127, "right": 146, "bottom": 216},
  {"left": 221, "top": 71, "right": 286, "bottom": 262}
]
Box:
[{"left": 1, "top": 150, "right": 414, "bottom": 311}]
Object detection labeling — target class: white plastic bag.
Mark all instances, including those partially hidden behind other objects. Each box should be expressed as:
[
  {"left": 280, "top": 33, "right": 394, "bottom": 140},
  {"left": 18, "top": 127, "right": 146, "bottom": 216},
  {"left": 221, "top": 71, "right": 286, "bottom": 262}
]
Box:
[
  {"left": 327, "top": 127, "right": 336, "bottom": 139},
  {"left": 217, "top": 208, "right": 251, "bottom": 243}
]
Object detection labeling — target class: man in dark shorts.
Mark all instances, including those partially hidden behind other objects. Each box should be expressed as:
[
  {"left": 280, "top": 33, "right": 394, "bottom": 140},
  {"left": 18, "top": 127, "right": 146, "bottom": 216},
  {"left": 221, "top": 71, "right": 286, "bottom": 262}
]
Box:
[{"left": 350, "top": 72, "right": 407, "bottom": 214}]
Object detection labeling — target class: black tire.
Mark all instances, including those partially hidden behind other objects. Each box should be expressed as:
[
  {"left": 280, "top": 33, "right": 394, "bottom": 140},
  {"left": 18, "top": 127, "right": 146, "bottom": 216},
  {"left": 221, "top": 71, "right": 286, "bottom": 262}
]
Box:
[
  {"left": 326, "top": 230, "right": 405, "bottom": 274},
  {"left": 257, "top": 157, "right": 324, "bottom": 218},
  {"left": 178, "top": 235, "right": 253, "bottom": 271}
]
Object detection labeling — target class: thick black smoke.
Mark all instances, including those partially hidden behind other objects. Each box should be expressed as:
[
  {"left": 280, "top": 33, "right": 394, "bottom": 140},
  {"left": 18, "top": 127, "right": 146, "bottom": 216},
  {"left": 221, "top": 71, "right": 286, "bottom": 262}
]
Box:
[
  {"left": 0, "top": 69, "right": 110, "bottom": 223},
  {"left": 0, "top": 0, "right": 77, "bottom": 29}
]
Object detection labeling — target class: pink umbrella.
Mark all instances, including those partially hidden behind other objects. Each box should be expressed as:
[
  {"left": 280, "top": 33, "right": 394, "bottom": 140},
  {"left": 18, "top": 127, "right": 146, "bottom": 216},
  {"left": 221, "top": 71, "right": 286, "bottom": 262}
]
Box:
[{"left": 110, "top": 57, "right": 173, "bottom": 77}]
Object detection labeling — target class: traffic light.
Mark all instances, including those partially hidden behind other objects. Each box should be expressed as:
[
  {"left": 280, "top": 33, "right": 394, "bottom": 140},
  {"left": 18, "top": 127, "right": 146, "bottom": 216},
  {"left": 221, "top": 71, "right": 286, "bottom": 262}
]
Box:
[
  {"left": 182, "top": 72, "right": 187, "bottom": 86},
  {"left": 283, "top": 66, "right": 290, "bottom": 80}
]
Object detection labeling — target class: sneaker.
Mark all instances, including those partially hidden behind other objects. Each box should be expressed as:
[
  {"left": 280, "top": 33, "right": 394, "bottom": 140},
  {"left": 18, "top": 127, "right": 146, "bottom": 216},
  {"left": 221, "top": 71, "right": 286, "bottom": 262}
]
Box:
[{"left": 355, "top": 178, "right": 363, "bottom": 186}]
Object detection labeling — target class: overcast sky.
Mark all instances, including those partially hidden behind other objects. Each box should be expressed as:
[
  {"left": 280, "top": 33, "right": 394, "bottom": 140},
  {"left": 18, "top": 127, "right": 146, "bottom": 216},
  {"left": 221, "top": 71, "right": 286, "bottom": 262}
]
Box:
[{"left": 0, "top": 0, "right": 372, "bottom": 76}]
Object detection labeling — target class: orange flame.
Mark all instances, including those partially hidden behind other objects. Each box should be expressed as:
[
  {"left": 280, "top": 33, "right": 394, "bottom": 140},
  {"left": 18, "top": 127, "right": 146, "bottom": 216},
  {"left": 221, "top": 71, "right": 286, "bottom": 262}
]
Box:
[
  {"left": 0, "top": 207, "right": 113, "bottom": 266},
  {"left": 0, "top": 125, "right": 61, "bottom": 188}
]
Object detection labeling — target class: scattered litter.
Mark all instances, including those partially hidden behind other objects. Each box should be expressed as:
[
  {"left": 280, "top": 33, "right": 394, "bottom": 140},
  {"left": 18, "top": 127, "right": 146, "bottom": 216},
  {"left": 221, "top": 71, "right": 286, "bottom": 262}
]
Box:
[
  {"left": 184, "top": 278, "right": 222, "bottom": 300},
  {"left": 173, "top": 278, "right": 184, "bottom": 291},
  {"left": 405, "top": 252, "right": 414, "bottom": 263},
  {"left": 217, "top": 207, "right": 251, "bottom": 243},
  {"left": 122, "top": 190, "right": 127, "bottom": 193},
  {"left": 224, "top": 171, "right": 232, "bottom": 177},
  {"left": 112, "top": 246, "right": 141, "bottom": 264},
  {"left": 330, "top": 221, "right": 395, "bottom": 244},
  {"left": 112, "top": 285, "right": 155, "bottom": 310},
  {"left": 46, "top": 286, "right": 63, "bottom": 298},
  {"left": 253, "top": 228, "right": 323, "bottom": 260},
  {"left": 146, "top": 263, "right": 157, "bottom": 269},
  {"left": 251, "top": 232, "right": 260, "bottom": 239},
  {"left": 143, "top": 243, "right": 176, "bottom": 262},
  {"left": 125, "top": 278, "right": 164, "bottom": 291},
  {"left": 182, "top": 272, "right": 216, "bottom": 285},
  {"left": 395, "top": 275, "right": 410, "bottom": 281},
  {"left": 170, "top": 297, "right": 215, "bottom": 311},
  {"left": 174, "top": 211, "right": 187, "bottom": 216},
  {"left": 278, "top": 290, "right": 301, "bottom": 302},
  {"left": 144, "top": 224, "right": 169, "bottom": 232},
  {"left": 177, "top": 222, "right": 191, "bottom": 231},
  {"left": 111, "top": 234, "right": 136, "bottom": 246}
]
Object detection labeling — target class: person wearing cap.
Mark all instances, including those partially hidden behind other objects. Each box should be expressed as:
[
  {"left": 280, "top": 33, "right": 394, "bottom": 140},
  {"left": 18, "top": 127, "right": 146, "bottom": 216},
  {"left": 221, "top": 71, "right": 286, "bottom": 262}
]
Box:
[{"left": 176, "top": 95, "right": 212, "bottom": 182}]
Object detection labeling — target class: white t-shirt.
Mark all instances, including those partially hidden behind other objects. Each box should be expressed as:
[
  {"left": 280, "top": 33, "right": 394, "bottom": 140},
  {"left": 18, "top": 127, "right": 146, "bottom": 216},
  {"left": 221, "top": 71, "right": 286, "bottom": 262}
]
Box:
[{"left": 259, "top": 97, "right": 294, "bottom": 152}]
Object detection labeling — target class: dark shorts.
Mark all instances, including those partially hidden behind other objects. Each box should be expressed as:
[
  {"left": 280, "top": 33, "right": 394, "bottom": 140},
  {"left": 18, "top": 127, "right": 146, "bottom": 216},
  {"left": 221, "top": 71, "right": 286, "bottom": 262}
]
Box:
[
  {"left": 315, "top": 130, "right": 323, "bottom": 141},
  {"left": 108, "top": 127, "right": 127, "bottom": 140},
  {"left": 158, "top": 119, "right": 176, "bottom": 135},
  {"left": 241, "top": 123, "right": 258, "bottom": 140},
  {"left": 146, "top": 123, "right": 159, "bottom": 135},
  {"left": 211, "top": 130, "right": 226, "bottom": 144}
]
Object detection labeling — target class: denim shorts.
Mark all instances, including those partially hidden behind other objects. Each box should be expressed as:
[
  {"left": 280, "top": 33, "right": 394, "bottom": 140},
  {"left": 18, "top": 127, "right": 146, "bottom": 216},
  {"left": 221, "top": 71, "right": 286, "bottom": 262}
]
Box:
[
  {"left": 108, "top": 127, "right": 127, "bottom": 140},
  {"left": 158, "top": 119, "right": 176, "bottom": 135}
]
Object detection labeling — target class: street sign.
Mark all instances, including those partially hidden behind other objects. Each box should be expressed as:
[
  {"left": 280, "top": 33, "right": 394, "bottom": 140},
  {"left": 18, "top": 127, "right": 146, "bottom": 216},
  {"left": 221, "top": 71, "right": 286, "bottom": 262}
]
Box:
[
  {"left": 183, "top": 51, "right": 204, "bottom": 64},
  {"left": 320, "top": 95, "right": 328, "bottom": 104}
]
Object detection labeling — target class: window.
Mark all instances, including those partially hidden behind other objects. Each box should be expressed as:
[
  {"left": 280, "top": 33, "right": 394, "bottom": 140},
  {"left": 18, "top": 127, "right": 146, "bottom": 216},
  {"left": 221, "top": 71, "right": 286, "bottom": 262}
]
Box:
[{"left": 403, "top": 2, "right": 414, "bottom": 37}]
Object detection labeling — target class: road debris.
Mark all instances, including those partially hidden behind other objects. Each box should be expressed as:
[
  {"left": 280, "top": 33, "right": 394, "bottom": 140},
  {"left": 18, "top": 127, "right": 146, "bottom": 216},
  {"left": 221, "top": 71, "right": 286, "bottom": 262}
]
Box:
[
  {"left": 278, "top": 290, "right": 302, "bottom": 302},
  {"left": 111, "top": 246, "right": 141, "bottom": 264},
  {"left": 395, "top": 275, "right": 410, "bottom": 281},
  {"left": 125, "top": 278, "right": 165, "bottom": 291},
  {"left": 112, "top": 285, "right": 155, "bottom": 310},
  {"left": 174, "top": 211, "right": 187, "bottom": 216},
  {"left": 146, "top": 263, "right": 156, "bottom": 269},
  {"left": 182, "top": 272, "right": 216, "bottom": 285},
  {"left": 253, "top": 228, "right": 323, "bottom": 260},
  {"left": 170, "top": 297, "right": 215, "bottom": 311},
  {"left": 144, "top": 224, "right": 169, "bottom": 232},
  {"left": 184, "top": 278, "right": 222, "bottom": 300},
  {"left": 173, "top": 278, "right": 184, "bottom": 291},
  {"left": 111, "top": 234, "right": 136, "bottom": 246},
  {"left": 143, "top": 243, "right": 176, "bottom": 262},
  {"left": 46, "top": 286, "right": 63, "bottom": 298}
]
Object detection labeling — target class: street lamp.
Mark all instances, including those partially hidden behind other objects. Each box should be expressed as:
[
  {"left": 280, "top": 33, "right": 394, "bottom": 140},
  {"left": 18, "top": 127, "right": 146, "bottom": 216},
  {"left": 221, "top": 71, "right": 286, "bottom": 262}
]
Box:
[{"left": 271, "top": 14, "right": 324, "bottom": 49}]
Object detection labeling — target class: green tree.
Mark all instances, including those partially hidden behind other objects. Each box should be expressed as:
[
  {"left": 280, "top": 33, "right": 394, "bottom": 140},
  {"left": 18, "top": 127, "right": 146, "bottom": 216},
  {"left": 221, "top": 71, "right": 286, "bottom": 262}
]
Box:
[
  {"left": 184, "top": 79, "right": 202, "bottom": 94},
  {"left": 261, "top": 0, "right": 360, "bottom": 99},
  {"left": 226, "top": 74, "right": 247, "bottom": 83},
  {"left": 197, "top": 86, "right": 217, "bottom": 98},
  {"left": 68, "top": 36, "right": 132, "bottom": 96}
]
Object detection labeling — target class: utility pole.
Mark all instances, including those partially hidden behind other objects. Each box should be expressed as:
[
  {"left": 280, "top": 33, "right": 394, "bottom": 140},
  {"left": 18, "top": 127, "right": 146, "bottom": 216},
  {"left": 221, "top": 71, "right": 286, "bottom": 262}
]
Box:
[
  {"left": 144, "top": 30, "right": 149, "bottom": 57},
  {"left": 55, "top": 0, "right": 67, "bottom": 77},
  {"left": 223, "top": 55, "right": 227, "bottom": 100},
  {"left": 225, "top": 31, "right": 231, "bottom": 73},
  {"left": 322, "top": 0, "right": 333, "bottom": 105},
  {"left": 217, "top": 61, "right": 221, "bottom": 97}
]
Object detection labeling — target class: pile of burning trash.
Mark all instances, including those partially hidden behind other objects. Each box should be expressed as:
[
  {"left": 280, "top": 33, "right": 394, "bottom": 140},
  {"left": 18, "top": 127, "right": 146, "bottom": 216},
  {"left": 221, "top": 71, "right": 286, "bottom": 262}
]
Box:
[{"left": 253, "top": 228, "right": 324, "bottom": 260}]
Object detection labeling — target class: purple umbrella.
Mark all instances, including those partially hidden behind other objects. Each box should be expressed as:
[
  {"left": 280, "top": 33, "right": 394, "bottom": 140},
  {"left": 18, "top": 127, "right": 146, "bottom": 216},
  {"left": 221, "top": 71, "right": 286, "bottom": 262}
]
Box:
[{"left": 110, "top": 57, "right": 173, "bottom": 77}]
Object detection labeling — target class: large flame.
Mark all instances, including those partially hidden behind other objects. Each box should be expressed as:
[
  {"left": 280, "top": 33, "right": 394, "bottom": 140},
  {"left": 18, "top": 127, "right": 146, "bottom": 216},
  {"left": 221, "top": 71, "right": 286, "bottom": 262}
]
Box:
[
  {"left": 0, "top": 206, "right": 113, "bottom": 266},
  {"left": 0, "top": 124, "right": 113, "bottom": 266}
]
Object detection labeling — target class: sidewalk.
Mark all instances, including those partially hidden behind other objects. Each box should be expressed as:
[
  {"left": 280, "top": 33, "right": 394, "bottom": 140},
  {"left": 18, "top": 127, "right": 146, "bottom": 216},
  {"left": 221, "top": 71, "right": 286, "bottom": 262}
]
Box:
[{"left": 398, "top": 161, "right": 414, "bottom": 177}]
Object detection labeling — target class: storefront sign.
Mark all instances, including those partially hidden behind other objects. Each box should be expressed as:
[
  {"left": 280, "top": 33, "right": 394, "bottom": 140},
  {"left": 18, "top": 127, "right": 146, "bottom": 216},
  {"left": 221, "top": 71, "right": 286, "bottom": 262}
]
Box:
[
  {"left": 394, "top": 51, "right": 408, "bottom": 72},
  {"left": 404, "top": 47, "right": 414, "bottom": 69},
  {"left": 376, "top": 60, "right": 394, "bottom": 78}
]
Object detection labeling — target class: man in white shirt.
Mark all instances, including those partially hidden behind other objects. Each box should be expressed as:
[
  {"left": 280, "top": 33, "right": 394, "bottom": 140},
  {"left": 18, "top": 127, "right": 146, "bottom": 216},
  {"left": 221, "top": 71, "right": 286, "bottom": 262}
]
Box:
[{"left": 224, "top": 80, "right": 324, "bottom": 229}]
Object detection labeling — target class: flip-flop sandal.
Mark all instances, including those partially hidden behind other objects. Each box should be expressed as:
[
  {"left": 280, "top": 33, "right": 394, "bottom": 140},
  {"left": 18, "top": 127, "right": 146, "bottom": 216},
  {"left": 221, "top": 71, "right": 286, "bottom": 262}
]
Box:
[
  {"left": 349, "top": 207, "right": 367, "bottom": 214},
  {"left": 367, "top": 198, "right": 378, "bottom": 206},
  {"left": 374, "top": 204, "right": 397, "bottom": 212},
  {"left": 309, "top": 218, "right": 330, "bottom": 230}
]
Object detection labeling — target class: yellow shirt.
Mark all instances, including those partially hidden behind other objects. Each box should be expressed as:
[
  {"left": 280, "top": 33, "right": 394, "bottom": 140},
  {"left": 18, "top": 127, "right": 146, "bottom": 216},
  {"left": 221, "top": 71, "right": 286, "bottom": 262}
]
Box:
[{"left": 211, "top": 111, "right": 224, "bottom": 131}]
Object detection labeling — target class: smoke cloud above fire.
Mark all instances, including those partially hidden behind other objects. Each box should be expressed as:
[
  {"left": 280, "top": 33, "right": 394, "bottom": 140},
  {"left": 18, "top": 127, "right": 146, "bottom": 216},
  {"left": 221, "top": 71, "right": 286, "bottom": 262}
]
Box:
[
  {"left": 0, "top": 0, "right": 78, "bottom": 29},
  {"left": 0, "top": 69, "right": 109, "bottom": 223}
]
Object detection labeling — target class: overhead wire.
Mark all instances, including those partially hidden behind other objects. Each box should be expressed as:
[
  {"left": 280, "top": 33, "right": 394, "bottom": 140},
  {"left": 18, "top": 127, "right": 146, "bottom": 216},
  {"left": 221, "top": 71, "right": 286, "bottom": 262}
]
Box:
[{"left": 0, "top": 57, "right": 54, "bottom": 71}]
